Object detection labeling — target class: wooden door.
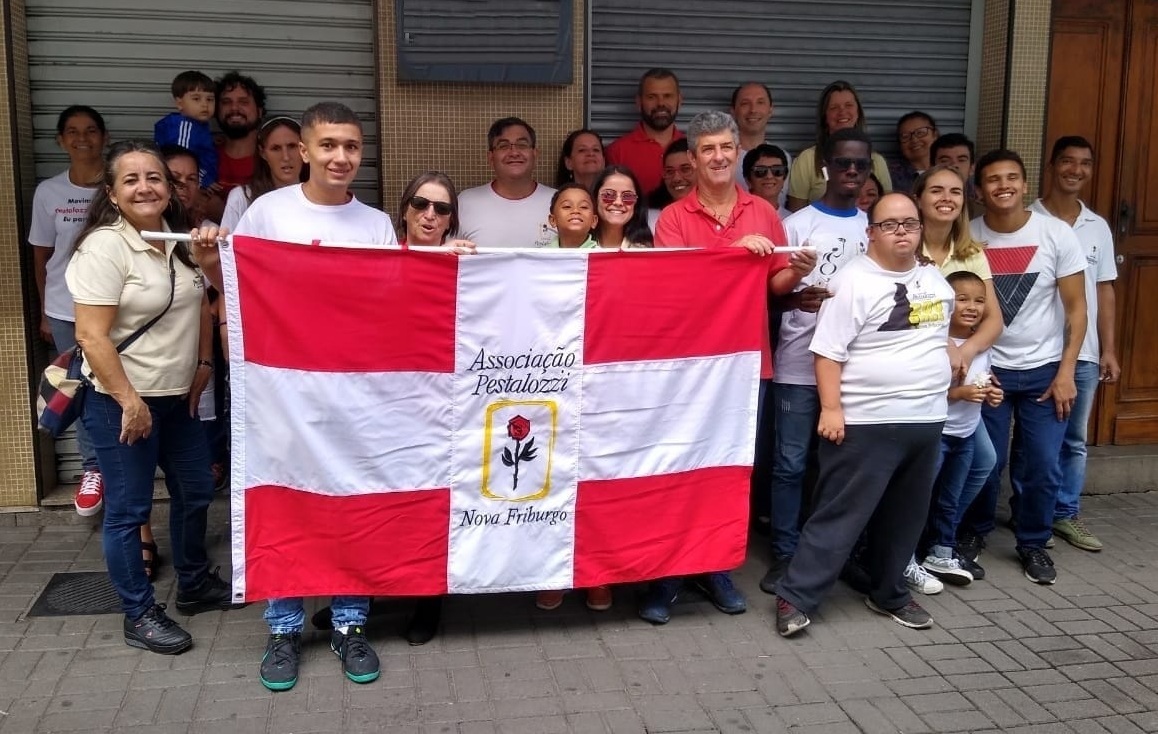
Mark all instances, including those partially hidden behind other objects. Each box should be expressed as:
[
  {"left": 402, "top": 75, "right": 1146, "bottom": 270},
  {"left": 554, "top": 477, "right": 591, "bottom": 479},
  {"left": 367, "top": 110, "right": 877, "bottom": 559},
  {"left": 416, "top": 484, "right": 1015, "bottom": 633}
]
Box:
[
  {"left": 1047, "top": 0, "right": 1158, "bottom": 445},
  {"left": 1110, "top": 0, "right": 1158, "bottom": 444}
]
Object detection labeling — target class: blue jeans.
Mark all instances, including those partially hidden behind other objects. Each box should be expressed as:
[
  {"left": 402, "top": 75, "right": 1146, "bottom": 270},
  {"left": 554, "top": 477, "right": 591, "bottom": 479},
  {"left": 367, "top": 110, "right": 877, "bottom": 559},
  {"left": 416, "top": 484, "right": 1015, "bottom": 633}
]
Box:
[
  {"left": 82, "top": 390, "right": 216, "bottom": 619},
  {"left": 955, "top": 422, "right": 996, "bottom": 530},
  {"left": 977, "top": 363, "right": 1070, "bottom": 549},
  {"left": 265, "top": 597, "right": 370, "bottom": 634},
  {"left": 926, "top": 432, "right": 976, "bottom": 552},
  {"left": 768, "top": 383, "right": 819, "bottom": 559},
  {"left": 1056, "top": 360, "right": 1100, "bottom": 519},
  {"left": 48, "top": 316, "right": 97, "bottom": 470}
]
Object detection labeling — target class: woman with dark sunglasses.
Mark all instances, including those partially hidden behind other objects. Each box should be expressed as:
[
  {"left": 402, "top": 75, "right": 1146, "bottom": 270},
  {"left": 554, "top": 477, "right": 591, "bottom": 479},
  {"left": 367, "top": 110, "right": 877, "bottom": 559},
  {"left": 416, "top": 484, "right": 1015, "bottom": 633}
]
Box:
[
  {"left": 591, "top": 165, "right": 653, "bottom": 248},
  {"left": 394, "top": 171, "right": 476, "bottom": 252},
  {"left": 743, "top": 144, "right": 790, "bottom": 216}
]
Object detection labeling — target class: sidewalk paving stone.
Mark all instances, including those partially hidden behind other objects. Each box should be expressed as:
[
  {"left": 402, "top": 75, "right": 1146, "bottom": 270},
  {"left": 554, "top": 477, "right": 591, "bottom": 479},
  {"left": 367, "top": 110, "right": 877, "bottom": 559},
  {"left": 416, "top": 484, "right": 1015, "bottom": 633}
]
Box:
[{"left": 3, "top": 494, "right": 1158, "bottom": 731}]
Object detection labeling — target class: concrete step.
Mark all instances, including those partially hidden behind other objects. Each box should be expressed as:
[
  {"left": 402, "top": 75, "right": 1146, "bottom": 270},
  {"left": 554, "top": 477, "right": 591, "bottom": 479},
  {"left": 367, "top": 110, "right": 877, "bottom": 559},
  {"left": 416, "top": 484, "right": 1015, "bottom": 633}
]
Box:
[{"left": 1084, "top": 445, "right": 1158, "bottom": 494}]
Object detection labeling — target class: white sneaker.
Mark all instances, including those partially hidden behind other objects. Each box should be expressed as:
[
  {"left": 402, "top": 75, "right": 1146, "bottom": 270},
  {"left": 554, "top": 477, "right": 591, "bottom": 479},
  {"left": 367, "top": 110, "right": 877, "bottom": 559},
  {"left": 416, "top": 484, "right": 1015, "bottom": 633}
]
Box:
[
  {"left": 904, "top": 559, "right": 943, "bottom": 595},
  {"left": 921, "top": 554, "right": 973, "bottom": 586}
]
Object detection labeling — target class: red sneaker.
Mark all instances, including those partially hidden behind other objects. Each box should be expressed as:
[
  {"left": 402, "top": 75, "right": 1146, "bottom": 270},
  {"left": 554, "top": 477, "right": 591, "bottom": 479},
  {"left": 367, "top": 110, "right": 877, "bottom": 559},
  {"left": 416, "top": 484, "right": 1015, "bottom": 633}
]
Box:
[{"left": 74, "top": 470, "right": 104, "bottom": 516}]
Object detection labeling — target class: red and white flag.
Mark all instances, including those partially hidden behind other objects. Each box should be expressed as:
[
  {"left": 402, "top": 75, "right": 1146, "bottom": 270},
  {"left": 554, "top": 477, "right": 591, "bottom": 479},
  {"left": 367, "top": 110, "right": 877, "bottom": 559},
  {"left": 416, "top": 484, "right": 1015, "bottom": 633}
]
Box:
[{"left": 222, "top": 236, "right": 767, "bottom": 601}]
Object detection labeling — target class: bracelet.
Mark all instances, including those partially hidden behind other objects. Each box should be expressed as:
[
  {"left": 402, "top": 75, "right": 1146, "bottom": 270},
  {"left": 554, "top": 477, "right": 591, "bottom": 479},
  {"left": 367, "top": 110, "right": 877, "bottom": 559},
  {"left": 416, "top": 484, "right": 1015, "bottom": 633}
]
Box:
[{"left": 197, "top": 360, "right": 213, "bottom": 369}]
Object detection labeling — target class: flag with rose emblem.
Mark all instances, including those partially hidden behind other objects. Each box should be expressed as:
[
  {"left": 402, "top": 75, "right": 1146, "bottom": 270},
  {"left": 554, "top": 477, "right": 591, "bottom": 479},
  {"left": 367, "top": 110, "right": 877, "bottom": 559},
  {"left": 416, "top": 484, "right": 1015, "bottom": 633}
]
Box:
[{"left": 222, "top": 236, "right": 768, "bottom": 600}]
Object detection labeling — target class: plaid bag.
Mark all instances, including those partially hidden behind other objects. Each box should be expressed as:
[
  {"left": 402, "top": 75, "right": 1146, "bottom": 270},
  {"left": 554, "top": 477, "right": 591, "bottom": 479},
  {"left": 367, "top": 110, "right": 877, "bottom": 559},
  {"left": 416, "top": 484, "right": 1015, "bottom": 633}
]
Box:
[
  {"left": 35, "top": 252, "right": 177, "bottom": 438},
  {"left": 36, "top": 346, "right": 89, "bottom": 438}
]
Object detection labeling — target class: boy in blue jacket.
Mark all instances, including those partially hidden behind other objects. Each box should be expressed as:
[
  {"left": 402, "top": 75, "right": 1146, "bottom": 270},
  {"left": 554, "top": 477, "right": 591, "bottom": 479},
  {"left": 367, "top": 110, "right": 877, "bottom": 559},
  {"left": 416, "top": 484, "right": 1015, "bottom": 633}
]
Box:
[{"left": 154, "top": 71, "right": 218, "bottom": 190}]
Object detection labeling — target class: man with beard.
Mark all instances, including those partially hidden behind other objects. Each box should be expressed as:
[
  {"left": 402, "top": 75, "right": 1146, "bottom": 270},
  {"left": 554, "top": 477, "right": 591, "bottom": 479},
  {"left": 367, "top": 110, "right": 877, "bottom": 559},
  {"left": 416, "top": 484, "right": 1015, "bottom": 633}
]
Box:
[
  {"left": 458, "top": 117, "right": 556, "bottom": 248},
  {"left": 606, "top": 68, "right": 684, "bottom": 195},
  {"left": 214, "top": 71, "right": 266, "bottom": 197}
]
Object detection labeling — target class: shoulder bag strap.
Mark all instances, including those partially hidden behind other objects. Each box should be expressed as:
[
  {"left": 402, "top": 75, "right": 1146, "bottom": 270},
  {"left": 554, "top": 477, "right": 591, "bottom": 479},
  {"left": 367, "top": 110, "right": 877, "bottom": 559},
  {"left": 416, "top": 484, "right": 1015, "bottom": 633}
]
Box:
[{"left": 114, "top": 252, "right": 177, "bottom": 354}]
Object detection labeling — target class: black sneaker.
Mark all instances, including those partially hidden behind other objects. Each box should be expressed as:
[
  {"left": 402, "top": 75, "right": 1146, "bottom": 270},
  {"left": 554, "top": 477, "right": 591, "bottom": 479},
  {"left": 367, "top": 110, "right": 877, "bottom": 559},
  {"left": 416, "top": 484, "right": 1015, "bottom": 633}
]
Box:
[
  {"left": 331, "top": 626, "right": 380, "bottom": 683},
  {"left": 956, "top": 551, "right": 986, "bottom": 581},
  {"left": 957, "top": 530, "right": 986, "bottom": 562},
  {"left": 260, "top": 633, "right": 301, "bottom": 691},
  {"left": 759, "top": 555, "right": 792, "bottom": 594},
  {"left": 404, "top": 597, "right": 442, "bottom": 646},
  {"left": 775, "top": 597, "right": 810, "bottom": 637},
  {"left": 124, "top": 603, "right": 192, "bottom": 655},
  {"left": 864, "top": 597, "right": 934, "bottom": 629},
  {"left": 1017, "top": 547, "right": 1057, "bottom": 585},
  {"left": 176, "top": 566, "right": 245, "bottom": 615}
]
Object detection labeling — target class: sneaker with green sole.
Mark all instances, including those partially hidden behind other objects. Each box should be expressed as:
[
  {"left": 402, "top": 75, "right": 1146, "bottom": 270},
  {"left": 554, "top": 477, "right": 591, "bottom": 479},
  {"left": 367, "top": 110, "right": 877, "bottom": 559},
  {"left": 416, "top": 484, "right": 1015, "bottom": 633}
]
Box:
[{"left": 1053, "top": 516, "right": 1103, "bottom": 552}]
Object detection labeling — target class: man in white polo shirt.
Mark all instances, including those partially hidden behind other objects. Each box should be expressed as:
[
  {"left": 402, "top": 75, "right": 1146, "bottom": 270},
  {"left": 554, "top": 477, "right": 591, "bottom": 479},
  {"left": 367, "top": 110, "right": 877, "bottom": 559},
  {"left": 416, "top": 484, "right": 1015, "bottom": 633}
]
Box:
[{"left": 1027, "top": 136, "right": 1118, "bottom": 552}]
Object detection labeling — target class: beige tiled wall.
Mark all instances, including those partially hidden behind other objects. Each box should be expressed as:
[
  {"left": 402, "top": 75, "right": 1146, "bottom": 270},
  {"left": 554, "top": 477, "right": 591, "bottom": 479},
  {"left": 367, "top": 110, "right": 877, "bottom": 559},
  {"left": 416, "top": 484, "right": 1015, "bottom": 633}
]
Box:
[
  {"left": 0, "top": 0, "right": 41, "bottom": 508},
  {"left": 976, "top": 0, "right": 1051, "bottom": 200},
  {"left": 376, "top": 1, "right": 585, "bottom": 212}
]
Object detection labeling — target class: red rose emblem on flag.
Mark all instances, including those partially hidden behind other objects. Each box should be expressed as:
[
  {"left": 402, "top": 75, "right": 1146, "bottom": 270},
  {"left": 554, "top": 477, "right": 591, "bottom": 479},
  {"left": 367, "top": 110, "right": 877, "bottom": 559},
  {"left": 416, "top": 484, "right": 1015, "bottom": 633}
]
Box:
[
  {"left": 501, "top": 415, "right": 537, "bottom": 490},
  {"left": 507, "top": 415, "right": 531, "bottom": 441}
]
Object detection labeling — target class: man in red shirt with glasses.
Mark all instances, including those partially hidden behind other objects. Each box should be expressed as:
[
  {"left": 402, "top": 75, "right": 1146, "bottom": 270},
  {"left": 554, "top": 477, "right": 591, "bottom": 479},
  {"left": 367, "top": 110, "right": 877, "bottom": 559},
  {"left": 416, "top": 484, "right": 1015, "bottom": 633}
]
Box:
[{"left": 639, "top": 110, "right": 815, "bottom": 625}]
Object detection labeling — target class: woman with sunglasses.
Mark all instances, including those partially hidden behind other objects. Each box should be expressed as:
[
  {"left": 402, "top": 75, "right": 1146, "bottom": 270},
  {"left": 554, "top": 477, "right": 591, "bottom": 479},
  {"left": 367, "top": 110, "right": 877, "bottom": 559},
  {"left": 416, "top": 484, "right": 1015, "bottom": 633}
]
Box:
[
  {"left": 395, "top": 171, "right": 476, "bottom": 253},
  {"left": 786, "top": 80, "right": 892, "bottom": 213},
  {"left": 592, "top": 165, "right": 653, "bottom": 248},
  {"left": 219, "top": 116, "right": 309, "bottom": 232},
  {"left": 743, "top": 145, "right": 790, "bottom": 217}
]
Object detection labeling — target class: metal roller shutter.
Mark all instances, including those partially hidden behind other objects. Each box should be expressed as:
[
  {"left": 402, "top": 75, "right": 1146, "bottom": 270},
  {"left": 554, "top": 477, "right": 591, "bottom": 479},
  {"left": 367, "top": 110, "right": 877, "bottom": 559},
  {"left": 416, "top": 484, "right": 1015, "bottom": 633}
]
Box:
[
  {"left": 26, "top": 0, "right": 378, "bottom": 206},
  {"left": 25, "top": 0, "right": 378, "bottom": 484},
  {"left": 589, "top": 0, "right": 980, "bottom": 164}
]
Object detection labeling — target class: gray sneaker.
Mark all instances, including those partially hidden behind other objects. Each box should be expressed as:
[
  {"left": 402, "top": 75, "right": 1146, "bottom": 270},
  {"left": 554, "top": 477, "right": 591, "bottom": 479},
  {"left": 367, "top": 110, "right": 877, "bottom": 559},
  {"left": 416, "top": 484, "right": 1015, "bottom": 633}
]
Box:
[
  {"left": 1053, "top": 516, "right": 1103, "bottom": 552},
  {"left": 921, "top": 554, "right": 973, "bottom": 586},
  {"left": 864, "top": 597, "right": 933, "bottom": 629}
]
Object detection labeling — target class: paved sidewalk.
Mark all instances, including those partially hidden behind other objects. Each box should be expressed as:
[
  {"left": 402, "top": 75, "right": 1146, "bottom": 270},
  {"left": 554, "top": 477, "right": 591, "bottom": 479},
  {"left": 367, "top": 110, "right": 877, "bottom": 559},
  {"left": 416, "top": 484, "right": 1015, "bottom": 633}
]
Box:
[{"left": 2, "top": 494, "right": 1158, "bottom": 733}]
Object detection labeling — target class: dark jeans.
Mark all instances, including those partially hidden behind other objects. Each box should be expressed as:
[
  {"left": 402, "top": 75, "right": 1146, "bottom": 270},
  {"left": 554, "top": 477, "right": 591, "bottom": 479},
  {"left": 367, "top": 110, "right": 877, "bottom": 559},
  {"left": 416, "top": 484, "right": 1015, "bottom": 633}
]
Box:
[
  {"left": 83, "top": 390, "right": 216, "bottom": 620},
  {"left": 924, "top": 432, "right": 976, "bottom": 553},
  {"left": 776, "top": 422, "right": 942, "bottom": 615},
  {"left": 964, "top": 363, "right": 1069, "bottom": 549},
  {"left": 768, "top": 383, "right": 820, "bottom": 559}
]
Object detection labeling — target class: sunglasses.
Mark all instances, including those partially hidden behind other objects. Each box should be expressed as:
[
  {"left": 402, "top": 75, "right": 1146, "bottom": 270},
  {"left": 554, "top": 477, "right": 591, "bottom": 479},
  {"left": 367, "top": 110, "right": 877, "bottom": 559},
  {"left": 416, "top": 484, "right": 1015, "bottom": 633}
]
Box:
[
  {"left": 830, "top": 157, "right": 872, "bottom": 172},
  {"left": 409, "top": 196, "right": 452, "bottom": 216},
  {"left": 599, "top": 189, "right": 639, "bottom": 206},
  {"left": 751, "top": 165, "right": 787, "bottom": 179}
]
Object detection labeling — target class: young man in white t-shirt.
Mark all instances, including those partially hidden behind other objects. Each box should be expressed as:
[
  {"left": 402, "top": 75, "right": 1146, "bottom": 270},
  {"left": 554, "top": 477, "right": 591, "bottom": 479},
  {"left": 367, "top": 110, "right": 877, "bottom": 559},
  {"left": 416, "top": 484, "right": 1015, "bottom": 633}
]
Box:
[
  {"left": 958, "top": 149, "right": 1087, "bottom": 585},
  {"left": 1026, "top": 136, "right": 1119, "bottom": 552},
  {"left": 457, "top": 117, "right": 556, "bottom": 248},
  {"left": 202, "top": 101, "right": 393, "bottom": 692},
  {"left": 760, "top": 128, "right": 869, "bottom": 593},
  {"left": 774, "top": 192, "right": 954, "bottom": 637}
]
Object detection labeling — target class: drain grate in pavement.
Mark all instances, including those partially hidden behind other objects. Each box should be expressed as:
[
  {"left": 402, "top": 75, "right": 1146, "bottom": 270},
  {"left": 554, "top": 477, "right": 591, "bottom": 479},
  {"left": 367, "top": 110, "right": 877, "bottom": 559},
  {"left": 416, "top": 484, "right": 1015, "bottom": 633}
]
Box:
[{"left": 27, "top": 572, "right": 122, "bottom": 617}]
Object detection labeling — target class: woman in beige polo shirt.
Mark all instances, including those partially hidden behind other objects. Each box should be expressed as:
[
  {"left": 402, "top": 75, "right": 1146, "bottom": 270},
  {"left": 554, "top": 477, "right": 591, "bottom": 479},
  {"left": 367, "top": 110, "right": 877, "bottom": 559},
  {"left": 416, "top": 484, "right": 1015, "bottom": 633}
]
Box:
[{"left": 66, "top": 139, "right": 238, "bottom": 656}]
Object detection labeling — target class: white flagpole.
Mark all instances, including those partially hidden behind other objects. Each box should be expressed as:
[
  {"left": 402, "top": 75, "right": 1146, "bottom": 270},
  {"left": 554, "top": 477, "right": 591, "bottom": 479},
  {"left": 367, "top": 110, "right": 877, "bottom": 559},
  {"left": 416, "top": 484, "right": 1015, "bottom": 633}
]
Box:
[{"left": 140, "top": 231, "right": 815, "bottom": 254}]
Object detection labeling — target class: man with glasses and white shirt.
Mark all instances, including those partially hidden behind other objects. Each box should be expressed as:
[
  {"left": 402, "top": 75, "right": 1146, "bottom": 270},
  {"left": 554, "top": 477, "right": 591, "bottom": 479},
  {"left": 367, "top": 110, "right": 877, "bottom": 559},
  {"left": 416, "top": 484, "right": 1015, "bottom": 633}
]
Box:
[
  {"left": 458, "top": 117, "right": 556, "bottom": 248},
  {"left": 890, "top": 112, "right": 939, "bottom": 194}
]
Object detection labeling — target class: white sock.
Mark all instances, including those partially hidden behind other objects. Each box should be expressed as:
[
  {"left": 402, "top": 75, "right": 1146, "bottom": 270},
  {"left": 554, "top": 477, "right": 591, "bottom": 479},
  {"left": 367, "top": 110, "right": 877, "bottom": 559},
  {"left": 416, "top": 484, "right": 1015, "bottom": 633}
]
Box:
[{"left": 336, "top": 625, "right": 349, "bottom": 635}]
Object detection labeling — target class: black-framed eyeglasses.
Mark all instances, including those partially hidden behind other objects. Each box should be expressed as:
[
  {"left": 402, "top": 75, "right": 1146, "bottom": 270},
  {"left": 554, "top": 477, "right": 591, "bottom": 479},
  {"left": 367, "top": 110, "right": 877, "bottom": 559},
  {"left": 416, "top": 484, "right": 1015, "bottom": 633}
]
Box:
[
  {"left": 830, "top": 156, "right": 872, "bottom": 172},
  {"left": 751, "top": 165, "right": 788, "bottom": 179},
  {"left": 900, "top": 126, "right": 935, "bottom": 143},
  {"left": 409, "top": 196, "right": 453, "bottom": 216},
  {"left": 869, "top": 218, "right": 923, "bottom": 234}
]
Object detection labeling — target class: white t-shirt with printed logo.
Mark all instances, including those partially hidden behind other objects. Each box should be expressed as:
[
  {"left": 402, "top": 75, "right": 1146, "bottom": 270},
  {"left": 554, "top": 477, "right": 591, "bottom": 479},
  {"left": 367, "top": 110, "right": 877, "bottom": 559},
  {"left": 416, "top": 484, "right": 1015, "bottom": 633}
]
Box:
[
  {"left": 944, "top": 338, "right": 991, "bottom": 438},
  {"left": 810, "top": 256, "right": 953, "bottom": 425},
  {"left": 971, "top": 212, "right": 1087, "bottom": 370},
  {"left": 234, "top": 184, "right": 396, "bottom": 246},
  {"left": 28, "top": 171, "right": 98, "bottom": 321},
  {"left": 457, "top": 182, "right": 557, "bottom": 248},
  {"left": 773, "top": 202, "right": 868, "bottom": 385},
  {"left": 1028, "top": 199, "right": 1117, "bottom": 365}
]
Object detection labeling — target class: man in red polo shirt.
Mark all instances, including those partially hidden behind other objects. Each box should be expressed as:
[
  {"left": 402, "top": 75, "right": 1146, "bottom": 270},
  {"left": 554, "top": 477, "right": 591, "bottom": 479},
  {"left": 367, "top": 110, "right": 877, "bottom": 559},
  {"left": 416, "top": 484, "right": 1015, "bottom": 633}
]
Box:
[
  {"left": 606, "top": 68, "right": 685, "bottom": 195},
  {"left": 639, "top": 110, "right": 816, "bottom": 626}
]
